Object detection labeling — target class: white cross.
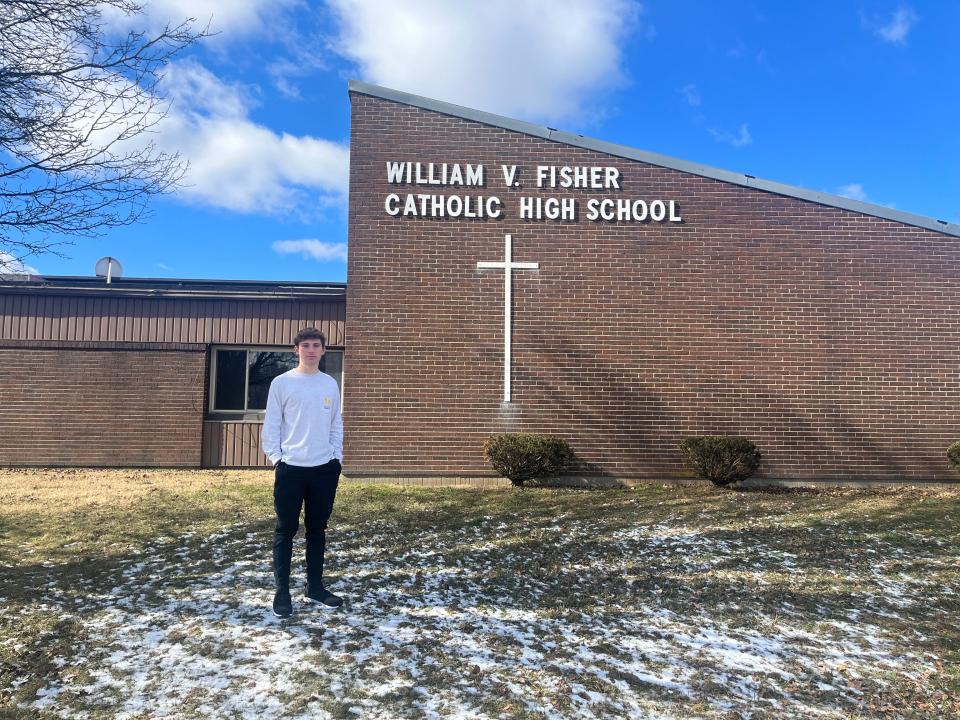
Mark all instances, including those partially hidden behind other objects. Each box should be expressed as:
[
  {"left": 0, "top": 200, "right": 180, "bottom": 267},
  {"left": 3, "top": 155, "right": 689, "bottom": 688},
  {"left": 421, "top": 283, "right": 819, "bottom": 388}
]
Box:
[{"left": 477, "top": 234, "right": 539, "bottom": 402}]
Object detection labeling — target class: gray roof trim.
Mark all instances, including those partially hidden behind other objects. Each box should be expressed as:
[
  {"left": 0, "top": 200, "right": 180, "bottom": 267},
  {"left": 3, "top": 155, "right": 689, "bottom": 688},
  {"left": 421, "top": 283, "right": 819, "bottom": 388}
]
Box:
[
  {"left": 349, "top": 80, "right": 960, "bottom": 239},
  {"left": 0, "top": 275, "right": 347, "bottom": 300}
]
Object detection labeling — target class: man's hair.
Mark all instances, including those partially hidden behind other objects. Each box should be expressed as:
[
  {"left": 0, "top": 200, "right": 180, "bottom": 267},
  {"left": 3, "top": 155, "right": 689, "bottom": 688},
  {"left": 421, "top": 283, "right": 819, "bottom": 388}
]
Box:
[{"left": 293, "top": 327, "right": 326, "bottom": 347}]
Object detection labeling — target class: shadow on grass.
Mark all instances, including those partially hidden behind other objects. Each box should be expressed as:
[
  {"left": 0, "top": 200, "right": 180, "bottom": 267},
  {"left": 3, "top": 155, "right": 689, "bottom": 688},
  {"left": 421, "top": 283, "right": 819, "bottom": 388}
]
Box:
[{"left": 3, "top": 482, "right": 958, "bottom": 716}]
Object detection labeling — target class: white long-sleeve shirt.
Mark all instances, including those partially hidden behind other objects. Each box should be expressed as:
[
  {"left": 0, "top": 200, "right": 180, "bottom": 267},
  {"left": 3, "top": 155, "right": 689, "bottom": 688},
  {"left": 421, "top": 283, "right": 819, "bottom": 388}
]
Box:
[{"left": 261, "top": 368, "right": 343, "bottom": 467}]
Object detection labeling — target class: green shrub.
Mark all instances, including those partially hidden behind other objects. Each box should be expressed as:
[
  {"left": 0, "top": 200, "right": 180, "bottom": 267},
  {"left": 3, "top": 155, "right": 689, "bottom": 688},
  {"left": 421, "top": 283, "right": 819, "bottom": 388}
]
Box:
[
  {"left": 678, "top": 435, "right": 761, "bottom": 486},
  {"left": 483, "top": 433, "right": 573, "bottom": 486},
  {"left": 947, "top": 442, "right": 960, "bottom": 471}
]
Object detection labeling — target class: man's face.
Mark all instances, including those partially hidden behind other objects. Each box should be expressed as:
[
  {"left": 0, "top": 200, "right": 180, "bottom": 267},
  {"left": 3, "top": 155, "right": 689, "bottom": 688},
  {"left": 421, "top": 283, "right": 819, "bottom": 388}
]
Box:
[{"left": 295, "top": 339, "right": 325, "bottom": 366}]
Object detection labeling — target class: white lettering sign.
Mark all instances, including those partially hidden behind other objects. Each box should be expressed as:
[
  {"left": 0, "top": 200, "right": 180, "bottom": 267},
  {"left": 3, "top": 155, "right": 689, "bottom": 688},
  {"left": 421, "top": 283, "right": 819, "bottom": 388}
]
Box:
[
  {"left": 385, "top": 193, "right": 501, "bottom": 218},
  {"left": 386, "top": 161, "right": 484, "bottom": 186},
  {"left": 536, "top": 165, "right": 621, "bottom": 189},
  {"left": 382, "top": 161, "right": 682, "bottom": 223}
]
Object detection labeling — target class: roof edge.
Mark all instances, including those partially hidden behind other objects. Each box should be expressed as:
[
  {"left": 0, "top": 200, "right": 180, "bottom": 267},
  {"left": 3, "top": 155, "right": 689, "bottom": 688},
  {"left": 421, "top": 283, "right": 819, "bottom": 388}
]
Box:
[
  {"left": 0, "top": 275, "right": 347, "bottom": 300},
  {"left": 348, "top": 80, "right": 960, "bottom": 239}
]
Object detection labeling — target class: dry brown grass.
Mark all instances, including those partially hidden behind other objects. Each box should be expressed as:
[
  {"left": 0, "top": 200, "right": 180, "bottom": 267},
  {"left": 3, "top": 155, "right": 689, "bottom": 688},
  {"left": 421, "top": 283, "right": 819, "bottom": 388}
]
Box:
[
  {"left": 0, "top": 468, "right": 274, "bottom": 564},
  {"left": 5, "top": 467, "right": 959, "bottom": 509},
  {"left": 0, "top": 467, "right": 271, "bottom": 515},
  {"left": 1, "top": 469, "right": 959, "bottom": 718}
]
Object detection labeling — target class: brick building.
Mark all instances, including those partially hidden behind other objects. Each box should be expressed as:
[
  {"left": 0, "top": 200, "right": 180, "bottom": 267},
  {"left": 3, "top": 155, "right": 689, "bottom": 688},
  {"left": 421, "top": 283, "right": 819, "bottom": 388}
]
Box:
[
  {"left": 2, "top": 81, "right": 959, "bottom": 482},
  {"left": 344, "top": 81, "right": 960, "bottom": 483},
  {"left": 0, "top": 277, "right": 344, "bottom": 467}
]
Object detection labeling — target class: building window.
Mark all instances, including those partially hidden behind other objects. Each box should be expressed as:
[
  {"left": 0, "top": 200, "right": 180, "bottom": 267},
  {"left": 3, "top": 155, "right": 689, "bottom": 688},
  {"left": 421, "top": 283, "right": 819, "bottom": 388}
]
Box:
[{"left": 210, "top": 346, "right": 344, "bottom": 415}]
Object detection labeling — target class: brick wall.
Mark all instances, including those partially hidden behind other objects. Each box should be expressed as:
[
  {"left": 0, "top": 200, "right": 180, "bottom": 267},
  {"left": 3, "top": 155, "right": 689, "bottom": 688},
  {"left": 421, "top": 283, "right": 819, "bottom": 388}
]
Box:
[
  {"left": 0, "top": 343, "right": 206, "bottom": 466},
  {"left": 345, "top": 93, "right": 960, "bottom": 482}
]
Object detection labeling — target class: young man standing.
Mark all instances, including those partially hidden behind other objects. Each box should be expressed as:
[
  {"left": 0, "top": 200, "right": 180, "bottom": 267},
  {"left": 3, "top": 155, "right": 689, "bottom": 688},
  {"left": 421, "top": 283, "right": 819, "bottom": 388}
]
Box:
[{"left": 261, "top": 327, "right": 344, "bottom": 617}]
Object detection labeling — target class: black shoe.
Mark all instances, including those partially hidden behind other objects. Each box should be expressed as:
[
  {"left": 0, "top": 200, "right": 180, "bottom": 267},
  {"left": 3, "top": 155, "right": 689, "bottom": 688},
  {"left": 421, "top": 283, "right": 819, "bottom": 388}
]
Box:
[
  {"left": 272, "top": 589, "right": 293, "bottom": 617},
  {"left": 305, "top": 585, "right": 343, "bottom": 610}
]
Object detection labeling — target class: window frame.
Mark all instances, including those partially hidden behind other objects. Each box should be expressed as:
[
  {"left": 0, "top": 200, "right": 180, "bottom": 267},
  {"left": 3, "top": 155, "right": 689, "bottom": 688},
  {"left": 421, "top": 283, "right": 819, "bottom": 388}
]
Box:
[{"left": 207, "top": 344, "right": 344, "bottom": 421}]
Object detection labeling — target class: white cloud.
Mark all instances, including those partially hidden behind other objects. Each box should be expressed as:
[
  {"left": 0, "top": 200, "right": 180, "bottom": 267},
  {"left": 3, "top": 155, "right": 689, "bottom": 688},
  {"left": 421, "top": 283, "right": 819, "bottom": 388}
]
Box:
[
  {"left": 709, "top": 123, "right": 752, "bottom": 148},
  {"left": 8, "top": 5, "right": 345, "bottom": 220},
  {"left": 163, "top": 61, "right": 252, "bottom": 119},
  {"left": 0, "top": 252, "right": 39, "bottom": 275},
  {"left": 877, "top": 7, "right": 918, "bottom": 44},
  {"left": 837, "top": 183, "right": 868, "bottom": 202},
  {"left": 327, "top": 0, "right": 645, "bottom": 122},
  {"left": 727, "top": 40, "right": 773, "bottom": 72},
  {"left": 158, "top": 62, "right": 349, "bottom": 214},
  {"left": 103, "top": 0, "right": 300, "bottom": 39},
  {"left": 265, "top": 35, "right": 332, "bottom": 100},
  {"left": 680, "top": 83, "right": 701, "bottom": 107},
  {"left": 834, "top": 185, "right": 900, "bottom": 209},
  {"left": 728, "top": 39, "right": 747, "bottom": 59},
  {"left": 268, "top": 59, "right": 311, "bottom": 100},
  {"left": 273, "top": 239, "right": 348, "bottom": 263},
  {"left": 862, "top": 6, "right": 918, "bottom": 45},
  {"left": 128, "top": 1, "right": 327, "bottom": 98}
]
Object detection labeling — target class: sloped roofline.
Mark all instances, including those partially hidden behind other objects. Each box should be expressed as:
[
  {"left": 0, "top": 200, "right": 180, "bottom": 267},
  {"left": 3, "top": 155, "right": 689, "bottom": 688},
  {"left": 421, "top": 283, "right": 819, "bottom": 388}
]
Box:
[{"left": 349, "top": 80, "right": 960, "bottom": 239}]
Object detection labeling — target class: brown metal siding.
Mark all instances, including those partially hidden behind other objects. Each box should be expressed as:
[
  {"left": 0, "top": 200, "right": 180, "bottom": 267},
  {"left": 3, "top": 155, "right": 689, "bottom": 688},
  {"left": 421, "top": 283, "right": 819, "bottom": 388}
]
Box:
[
  {"left": 0, "top": 291, "right": 345, "bottom": 468},
  {"left": 201, "top": 421, "right": 271, "bottom": 468},
  {"left": 0, "top": 294, "right": 346, "bottom": 347}
]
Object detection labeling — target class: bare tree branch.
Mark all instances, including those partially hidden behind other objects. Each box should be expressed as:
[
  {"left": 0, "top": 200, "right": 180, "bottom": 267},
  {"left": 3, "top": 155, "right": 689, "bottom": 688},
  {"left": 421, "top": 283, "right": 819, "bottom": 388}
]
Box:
[{"left": 0, "top": 0, "right": 208, "bottom": 272}]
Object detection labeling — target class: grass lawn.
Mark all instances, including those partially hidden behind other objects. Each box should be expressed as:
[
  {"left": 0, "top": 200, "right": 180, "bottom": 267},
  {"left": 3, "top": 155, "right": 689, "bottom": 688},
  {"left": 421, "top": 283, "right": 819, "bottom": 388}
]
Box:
[{"left": 0, "top": 469, "right": 958, "bottom": 719}]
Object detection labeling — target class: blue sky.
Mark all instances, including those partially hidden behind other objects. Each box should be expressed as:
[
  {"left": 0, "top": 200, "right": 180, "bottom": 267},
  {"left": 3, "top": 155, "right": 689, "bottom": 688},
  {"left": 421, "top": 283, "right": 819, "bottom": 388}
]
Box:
[{"left": 9, "top": 1, "right": 959, "bottom": 282}]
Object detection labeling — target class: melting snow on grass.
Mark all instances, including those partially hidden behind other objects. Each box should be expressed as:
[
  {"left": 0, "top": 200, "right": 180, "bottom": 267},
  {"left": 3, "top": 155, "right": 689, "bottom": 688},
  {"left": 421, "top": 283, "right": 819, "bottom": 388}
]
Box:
[{"left": 14, "top": 512, "right": 950, "bottom": 719}]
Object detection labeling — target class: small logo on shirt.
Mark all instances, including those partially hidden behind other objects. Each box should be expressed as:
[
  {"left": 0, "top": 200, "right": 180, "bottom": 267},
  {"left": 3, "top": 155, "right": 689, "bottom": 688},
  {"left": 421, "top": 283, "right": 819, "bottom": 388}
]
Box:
[{"left": 323, "top": 396, "right": 333, "bottom": 409}]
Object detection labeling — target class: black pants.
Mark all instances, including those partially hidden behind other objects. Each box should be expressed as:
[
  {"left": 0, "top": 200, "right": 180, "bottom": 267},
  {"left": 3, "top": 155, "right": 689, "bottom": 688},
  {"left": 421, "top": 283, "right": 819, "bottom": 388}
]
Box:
[{"left": 272, "top": 459, "right": 340, "bottom": 591}]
